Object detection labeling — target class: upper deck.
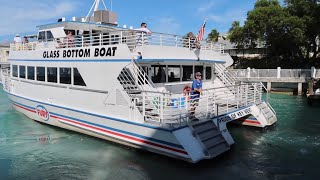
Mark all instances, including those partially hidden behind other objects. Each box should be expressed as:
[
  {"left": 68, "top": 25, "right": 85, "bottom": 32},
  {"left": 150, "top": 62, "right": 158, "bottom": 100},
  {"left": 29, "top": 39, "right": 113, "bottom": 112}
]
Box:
[{"left": 9, "top": 21, "right": 228, "bottom": 63}]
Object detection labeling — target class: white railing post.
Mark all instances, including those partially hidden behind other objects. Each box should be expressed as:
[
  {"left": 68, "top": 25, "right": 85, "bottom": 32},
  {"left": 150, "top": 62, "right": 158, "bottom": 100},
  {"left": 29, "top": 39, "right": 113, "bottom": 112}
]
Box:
[
  {"left": 247, "top": 67, "right": 251, "bottom": 78},
  {"left": 175, "top": 36, "right": 178, "bottom": 47},
  {"left": 99, "top": 34, "right": 102, "bottom": 46},
  {"left": 311, "top": 66, "right": 316, "bottom": 78},
  {"left": 160, "top": 94, "right": 164, "bottom": 124},
  {"left": 219, "top": 44, "right": 222, "bottom": 53},
  {"left": 133, "top": 99, "right": 137, "bottom": 121},
  {"left": 246, "top": 84, "right": 248, "bottom": 106},
  {"left": 277, "top": 67, "right": 281, "bottom": 79},
  {"left": 120, "top": 31, "right": 123, "bottom": 44},
  {"left": 81, "top": 36, "right": 84, "bottom": 47},
  {"left": 142, "top": 92, "right": 146, "bottom": 117},
  {"left": 188, "top": 38, "right": 191, "bottom": 49},
  {"left": 253, "top": 84, "right": 256, "bottom": 103}
]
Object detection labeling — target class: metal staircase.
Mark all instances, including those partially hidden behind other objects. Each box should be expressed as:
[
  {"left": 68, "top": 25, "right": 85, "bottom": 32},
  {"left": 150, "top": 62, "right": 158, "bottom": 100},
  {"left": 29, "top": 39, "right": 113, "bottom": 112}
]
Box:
[
  {"left": 191, "top": 120, "right": 230, "bottom": 158},
  {"left": 214, "top": 64, "right": 238, "bottom": 86},
  {"left": 117, "top": 60, "right": 161, "bottom": 122},
  {"left": 117, "top": 60, "right": 156, "bottom": 95},
  {"left": 256, "top": 101, "right": 277, "bottom": 125}
]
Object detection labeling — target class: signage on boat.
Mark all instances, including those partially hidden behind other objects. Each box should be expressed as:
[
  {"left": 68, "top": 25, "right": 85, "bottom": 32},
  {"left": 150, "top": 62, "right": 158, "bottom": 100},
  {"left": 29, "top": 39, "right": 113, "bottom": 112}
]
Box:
[
  {"left": 43, "top": 47, "right": 118, "bottom": 59},
  {"left": 217, "top": 107, "right": 252, "bottom": 124},
  {"left": 36, "top": 105, "right": 50, "bottom": 121}
]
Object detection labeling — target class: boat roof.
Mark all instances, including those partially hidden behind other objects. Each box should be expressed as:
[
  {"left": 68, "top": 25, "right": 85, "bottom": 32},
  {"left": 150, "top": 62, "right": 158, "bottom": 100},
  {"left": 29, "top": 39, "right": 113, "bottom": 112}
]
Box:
[{"left": 37, "top": 21, "right": 122, "bottom": 32}]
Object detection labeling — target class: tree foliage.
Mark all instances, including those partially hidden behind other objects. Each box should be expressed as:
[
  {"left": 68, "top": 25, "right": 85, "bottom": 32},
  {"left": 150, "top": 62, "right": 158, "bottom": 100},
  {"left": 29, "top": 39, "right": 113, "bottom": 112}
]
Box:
[
  {"left": 207, "top": 29, "right": 219, "bottom": 42},
  {"left": 228, "top": 0, "right": 320, "bottom": 61}
]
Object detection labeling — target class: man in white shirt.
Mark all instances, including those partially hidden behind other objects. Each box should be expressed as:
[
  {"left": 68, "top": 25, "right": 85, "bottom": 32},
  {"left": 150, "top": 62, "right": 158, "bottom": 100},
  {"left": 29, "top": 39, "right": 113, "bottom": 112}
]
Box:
[
  {"left": 14, "top": 34, "right": 22, "bottom": 50},
  {"left": 136, "top": 23, "right": 152, "bottom": 46},
  {"left": 14, "top": 34, "right": 22, "bottom": 43}
]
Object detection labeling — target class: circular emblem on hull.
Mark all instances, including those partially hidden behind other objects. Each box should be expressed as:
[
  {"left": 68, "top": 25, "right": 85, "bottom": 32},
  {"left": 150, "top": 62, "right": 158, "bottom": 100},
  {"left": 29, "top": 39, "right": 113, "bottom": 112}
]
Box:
[{"left": 36, "top": 105, "right": 50, "bottom": 121}]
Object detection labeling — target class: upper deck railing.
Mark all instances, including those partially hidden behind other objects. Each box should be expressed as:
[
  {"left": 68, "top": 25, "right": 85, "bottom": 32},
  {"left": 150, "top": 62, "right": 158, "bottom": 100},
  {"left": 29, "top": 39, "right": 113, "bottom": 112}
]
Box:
[{"left": 10, "top": 29, "right": 224, "bottom": 53}]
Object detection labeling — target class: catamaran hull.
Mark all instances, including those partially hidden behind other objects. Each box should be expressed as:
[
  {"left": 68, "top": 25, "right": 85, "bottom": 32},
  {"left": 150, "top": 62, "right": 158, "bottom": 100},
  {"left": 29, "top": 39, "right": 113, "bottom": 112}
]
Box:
[{"left": 7, "top": 92, "right": 195, "bottom": 162}]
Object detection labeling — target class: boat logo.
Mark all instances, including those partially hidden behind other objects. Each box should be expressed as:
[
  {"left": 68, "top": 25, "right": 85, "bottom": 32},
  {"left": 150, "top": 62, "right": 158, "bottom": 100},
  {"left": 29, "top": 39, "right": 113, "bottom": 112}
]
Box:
[{"left": 36, "top": 105, "right": 50, "bottom": 121}]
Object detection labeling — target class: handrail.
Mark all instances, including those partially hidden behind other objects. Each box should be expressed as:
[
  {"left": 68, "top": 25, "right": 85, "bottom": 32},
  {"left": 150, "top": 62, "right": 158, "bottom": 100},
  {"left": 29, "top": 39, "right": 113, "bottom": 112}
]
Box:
[
  {"left": 128, "top": 83, "right": 263, "bottom": 126},
  {"left": 10, "top": 29, "right": 225, "bottom": 53}
]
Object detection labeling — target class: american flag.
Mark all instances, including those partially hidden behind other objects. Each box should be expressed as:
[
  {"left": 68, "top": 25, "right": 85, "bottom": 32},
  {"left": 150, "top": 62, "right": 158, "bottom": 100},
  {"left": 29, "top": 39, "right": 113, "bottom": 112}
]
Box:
[{"left": 196, "top": 19, "right": 207, "bottom": 42}]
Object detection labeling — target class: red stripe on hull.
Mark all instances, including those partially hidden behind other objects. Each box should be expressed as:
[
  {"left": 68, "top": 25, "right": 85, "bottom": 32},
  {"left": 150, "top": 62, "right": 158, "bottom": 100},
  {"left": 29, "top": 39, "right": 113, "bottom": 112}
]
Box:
[{"left": 52, "top": 115, "right": 188, "bottom": 155}]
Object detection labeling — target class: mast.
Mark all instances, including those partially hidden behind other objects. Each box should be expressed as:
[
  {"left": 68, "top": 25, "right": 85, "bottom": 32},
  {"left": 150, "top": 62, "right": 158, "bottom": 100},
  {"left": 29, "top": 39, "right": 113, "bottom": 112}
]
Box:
[{"left": 94, "top": 0, "right": 100, "bottom": 11}]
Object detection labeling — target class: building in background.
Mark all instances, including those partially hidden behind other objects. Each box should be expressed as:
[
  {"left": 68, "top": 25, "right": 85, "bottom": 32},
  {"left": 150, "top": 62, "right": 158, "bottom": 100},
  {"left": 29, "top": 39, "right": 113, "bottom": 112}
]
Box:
[{"left": 217, "top": 33, "right": 267, "bottom": 58}]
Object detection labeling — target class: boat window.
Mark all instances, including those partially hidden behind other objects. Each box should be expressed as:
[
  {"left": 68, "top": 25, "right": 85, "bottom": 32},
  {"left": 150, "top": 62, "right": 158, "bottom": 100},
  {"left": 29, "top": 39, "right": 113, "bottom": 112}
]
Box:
[
  {"left": 206, "top": 66, "right": 212, "bottom": 80},
  {"left": 47, "top": 67, "right": 57, "bottom": 83},
  {"left": 38, "top": 31, "right": 46, "bottom": 42},
  {"left": 151, "top": 65, "right": 166, "bottom": 83},
  {"left": 46, "top": 31, "right": 54, "bottom": 41},
  {"left": 60, "top": 68, "right": 71, "bottom": 84},
  {"left": 168, "top": 66, "right": 180, "bottom": 82},
  {"left": 73, "top": 68, "right": 86, "bottom": 86},
  {"left": 195, "top": 66, "right": 204, "bottom": 77},
  {"left": 27, "top": 66, "right": 35, "bottom": 80},
  {"left": 36, "top": 67, "right": 45, "bottom": 81},
  {"left": 12, "top": 65, "right": 18, "bottom": 77},
  {"left": 19, "top": 66, "right": 26, "bottom": 79},
  {"left": 182, "top": 66, "right": 193, "bottom": 81}
]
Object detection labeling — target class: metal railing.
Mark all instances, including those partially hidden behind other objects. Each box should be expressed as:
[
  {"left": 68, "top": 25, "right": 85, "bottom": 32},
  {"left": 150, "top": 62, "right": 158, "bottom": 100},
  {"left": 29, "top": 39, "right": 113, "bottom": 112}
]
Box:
[
  {"left": 229, "top": 68, "right": 313, "bottom": 79},
  {"left": 129, "top": 83, "right": 264, "bottom": 126},
  {"left": 10, "top": 30, "right": 224, "bottom": 53}
]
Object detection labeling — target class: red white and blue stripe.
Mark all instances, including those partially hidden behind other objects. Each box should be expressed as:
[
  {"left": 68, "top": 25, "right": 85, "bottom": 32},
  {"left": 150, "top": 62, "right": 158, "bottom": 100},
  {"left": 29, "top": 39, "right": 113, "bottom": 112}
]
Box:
[{"left": 10, "top": 98, "right": 189, "bottom": 157}]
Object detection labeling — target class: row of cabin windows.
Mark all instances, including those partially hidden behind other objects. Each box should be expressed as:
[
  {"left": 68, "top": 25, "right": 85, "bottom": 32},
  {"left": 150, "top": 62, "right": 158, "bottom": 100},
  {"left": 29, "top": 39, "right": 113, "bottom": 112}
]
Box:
[
  {"left": 12, "top": 65, "right": 86, "bottom": 86},
  {"left": 149, "top": 65, "right": 212, "bottom": 83}
]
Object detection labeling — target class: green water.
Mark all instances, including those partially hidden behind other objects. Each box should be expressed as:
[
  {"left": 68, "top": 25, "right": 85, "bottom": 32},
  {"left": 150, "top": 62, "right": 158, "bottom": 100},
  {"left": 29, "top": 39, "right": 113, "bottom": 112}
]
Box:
[{"left": 0, "top": 89, "right": 319, "bottom": 180}]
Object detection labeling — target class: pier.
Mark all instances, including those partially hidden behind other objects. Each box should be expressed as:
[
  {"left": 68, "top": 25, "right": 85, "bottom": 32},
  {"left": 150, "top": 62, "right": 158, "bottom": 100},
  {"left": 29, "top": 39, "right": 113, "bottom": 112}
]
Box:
[{"left": 229, "top": 67, "right": 319, "bottom": 95}]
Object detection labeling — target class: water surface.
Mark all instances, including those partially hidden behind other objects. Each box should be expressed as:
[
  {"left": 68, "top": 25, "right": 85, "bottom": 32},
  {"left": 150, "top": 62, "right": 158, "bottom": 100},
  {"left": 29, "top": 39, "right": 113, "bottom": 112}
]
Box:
[{"left": 0, "top": 90, "right": 319, "bottom": 179}]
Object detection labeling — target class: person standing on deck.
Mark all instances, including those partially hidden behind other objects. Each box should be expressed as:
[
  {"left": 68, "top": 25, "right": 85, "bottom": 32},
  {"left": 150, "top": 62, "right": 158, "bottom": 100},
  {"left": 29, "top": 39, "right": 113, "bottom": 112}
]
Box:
[
  {"left": 14, "top": 34, "right": 22, "bottom": 50},
  {"left": 136, "top": 23, "right": 152, "bottom": 46},
  {"left": 190, "top": 72, "right": 203, "bottom": 119}
]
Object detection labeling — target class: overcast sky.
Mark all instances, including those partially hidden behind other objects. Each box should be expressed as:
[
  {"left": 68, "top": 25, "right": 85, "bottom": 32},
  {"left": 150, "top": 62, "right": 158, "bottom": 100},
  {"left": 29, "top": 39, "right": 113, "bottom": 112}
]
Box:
[{"left": 0, "top": 0, "right": 262, "bottom": 42}]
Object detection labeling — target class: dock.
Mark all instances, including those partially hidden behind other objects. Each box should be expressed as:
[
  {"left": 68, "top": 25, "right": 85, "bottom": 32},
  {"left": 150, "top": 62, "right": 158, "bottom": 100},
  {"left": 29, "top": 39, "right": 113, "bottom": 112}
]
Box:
[{"left": 228, "top": 67, "right": 319, "bottom": 95}]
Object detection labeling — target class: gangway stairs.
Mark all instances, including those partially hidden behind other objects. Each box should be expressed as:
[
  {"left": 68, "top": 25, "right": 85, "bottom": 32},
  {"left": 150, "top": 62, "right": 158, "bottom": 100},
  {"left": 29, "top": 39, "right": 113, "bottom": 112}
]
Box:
[
  {"left": 214, "top": 63, "right": 278, "bottom": 126},
  {"left": 117, "top": 60, "right": 162, "bottom": 122},
  {"left": 256, "top": 101, "right": 277, "bottom": 125},
  {"left": 190, "top": 120, "right": 230, "bottom": 158}
]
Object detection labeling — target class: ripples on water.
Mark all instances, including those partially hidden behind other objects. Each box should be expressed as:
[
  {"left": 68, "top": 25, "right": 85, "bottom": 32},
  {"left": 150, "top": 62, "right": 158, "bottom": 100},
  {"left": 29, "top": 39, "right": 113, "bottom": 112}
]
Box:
[{"left": 0, "top": 90, "right": 319, "bottom": 179}]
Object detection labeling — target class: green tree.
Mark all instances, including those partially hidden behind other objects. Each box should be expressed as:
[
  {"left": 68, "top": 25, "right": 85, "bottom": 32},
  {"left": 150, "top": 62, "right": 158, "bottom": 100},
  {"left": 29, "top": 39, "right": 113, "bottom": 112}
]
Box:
[
  {"left": 228, "top": 0, "right": 319, "bottom": 61},
  {"left": 228, "top": 21, "right": 246, "bottom": 49},
  {"left": 207, "top": 29, "right": 219, "bottom": 42},
  {"left": 285, "top": 0, "right": 320, "bottom": 60}
]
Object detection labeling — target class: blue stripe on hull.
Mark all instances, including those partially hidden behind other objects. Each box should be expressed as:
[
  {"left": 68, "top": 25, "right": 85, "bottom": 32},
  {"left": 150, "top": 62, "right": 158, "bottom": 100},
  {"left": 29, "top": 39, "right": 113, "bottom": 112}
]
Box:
[{"left": 8, "top": 95, "right": 185, "bottom": 151}]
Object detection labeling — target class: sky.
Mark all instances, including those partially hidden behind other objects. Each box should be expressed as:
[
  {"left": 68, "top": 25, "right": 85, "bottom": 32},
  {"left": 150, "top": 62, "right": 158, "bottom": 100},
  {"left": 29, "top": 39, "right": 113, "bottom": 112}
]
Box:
[{"left": 0, "top": 0, "right": 260, "bottom": 43}]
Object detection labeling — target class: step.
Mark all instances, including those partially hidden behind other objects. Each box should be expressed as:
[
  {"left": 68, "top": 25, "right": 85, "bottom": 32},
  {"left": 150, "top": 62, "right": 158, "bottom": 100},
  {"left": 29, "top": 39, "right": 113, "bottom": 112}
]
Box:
[
  {"left": 198, "top": 129, "right": 221, "bottom": 142},
  {"left": 193, "top": 123, "right": 216, "bottom": 134},
  {"left": 266, "top": 113, "right": 275, "bottom": 119},
  {"left": 203, "top": 135, "right": 225, "bottom": 149},
  {"left": 207, "top": 141, "right": 230, "bottom": 158}
]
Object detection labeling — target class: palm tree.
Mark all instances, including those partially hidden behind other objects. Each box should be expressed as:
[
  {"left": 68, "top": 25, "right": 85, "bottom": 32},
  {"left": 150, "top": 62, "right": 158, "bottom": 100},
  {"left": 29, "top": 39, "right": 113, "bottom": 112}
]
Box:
[{"left": 207, "top": 29, "right": 219, "bottom": 42}]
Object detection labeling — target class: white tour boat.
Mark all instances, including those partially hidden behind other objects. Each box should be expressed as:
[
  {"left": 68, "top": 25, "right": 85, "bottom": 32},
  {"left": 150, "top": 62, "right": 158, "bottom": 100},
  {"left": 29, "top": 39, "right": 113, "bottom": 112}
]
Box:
[{"left": 0, "top": 0, "right": 277, "bottom": 163}]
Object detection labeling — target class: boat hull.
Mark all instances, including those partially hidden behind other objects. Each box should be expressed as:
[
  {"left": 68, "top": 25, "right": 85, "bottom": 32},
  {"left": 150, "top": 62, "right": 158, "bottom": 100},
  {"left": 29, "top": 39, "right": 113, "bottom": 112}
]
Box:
[{"left": 7, "top": 92, "right": 192, "bottom": 162}]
